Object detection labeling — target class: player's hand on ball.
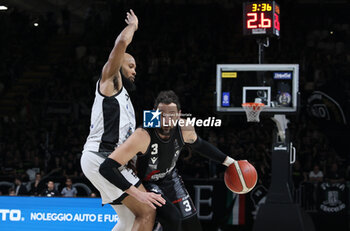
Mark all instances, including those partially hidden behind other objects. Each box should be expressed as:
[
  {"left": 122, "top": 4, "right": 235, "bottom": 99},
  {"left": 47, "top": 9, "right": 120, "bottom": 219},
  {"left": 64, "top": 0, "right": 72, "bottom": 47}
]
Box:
[
  {"left": 125, "top": 9, "right": 138, "bottom": 31},
  {"left": 137, "top": 191, "right": 166, "bottom": 209}
]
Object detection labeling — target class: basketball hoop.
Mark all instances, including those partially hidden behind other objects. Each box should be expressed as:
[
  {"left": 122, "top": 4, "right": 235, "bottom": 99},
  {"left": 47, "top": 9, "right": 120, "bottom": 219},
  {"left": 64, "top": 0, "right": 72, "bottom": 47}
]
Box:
[{"left": 242, "top": 103, "right": 265, "bottom": 122}]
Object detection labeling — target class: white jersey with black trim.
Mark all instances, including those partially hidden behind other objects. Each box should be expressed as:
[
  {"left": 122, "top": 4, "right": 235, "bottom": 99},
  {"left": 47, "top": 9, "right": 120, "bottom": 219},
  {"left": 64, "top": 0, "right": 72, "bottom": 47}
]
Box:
[{"left": 83, "top": 80, "right": 136, "bottom": 153}]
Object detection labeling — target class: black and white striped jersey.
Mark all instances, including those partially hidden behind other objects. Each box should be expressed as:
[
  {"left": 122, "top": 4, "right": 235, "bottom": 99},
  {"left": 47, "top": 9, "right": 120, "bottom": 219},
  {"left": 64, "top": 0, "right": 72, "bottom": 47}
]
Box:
[{"left": 83, "top": 79, "right": 135, "bottom": 153}]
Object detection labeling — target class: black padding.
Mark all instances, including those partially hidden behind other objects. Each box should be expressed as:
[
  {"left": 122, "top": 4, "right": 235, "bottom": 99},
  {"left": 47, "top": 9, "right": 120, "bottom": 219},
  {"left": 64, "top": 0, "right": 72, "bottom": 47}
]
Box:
[{"left": 99, "top": 158, "right": 132, "bottom": 191}]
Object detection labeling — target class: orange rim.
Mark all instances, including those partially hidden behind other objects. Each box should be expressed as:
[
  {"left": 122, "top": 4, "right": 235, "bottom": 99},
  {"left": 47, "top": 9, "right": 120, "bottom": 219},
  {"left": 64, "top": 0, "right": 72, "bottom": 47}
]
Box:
[
  {"left": 242, "top": 103, "right": 265, "bottom": 107},
  {"left": 242, "top": 103, "right": 265, "bottom": 110}
]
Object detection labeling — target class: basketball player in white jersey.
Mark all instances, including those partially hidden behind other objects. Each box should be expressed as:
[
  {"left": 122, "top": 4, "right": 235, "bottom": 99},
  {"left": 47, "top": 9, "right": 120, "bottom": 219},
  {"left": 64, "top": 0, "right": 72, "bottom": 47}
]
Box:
[{"left": 80, "top": 10, "right": 165, "bottom": 231}]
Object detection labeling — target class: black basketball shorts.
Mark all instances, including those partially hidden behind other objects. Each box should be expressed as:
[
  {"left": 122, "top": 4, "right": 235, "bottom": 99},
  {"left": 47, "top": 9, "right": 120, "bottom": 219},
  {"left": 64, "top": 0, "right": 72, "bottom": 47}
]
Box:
[{"left": 143, "top": 169, "right": 197, "bottom": 219}]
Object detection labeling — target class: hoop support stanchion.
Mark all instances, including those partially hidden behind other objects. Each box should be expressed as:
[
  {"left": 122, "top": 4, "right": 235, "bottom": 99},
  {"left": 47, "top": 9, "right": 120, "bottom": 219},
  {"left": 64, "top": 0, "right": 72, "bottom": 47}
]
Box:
[{"left": 270, "top": 114, "right": 289, "bottom": 142}]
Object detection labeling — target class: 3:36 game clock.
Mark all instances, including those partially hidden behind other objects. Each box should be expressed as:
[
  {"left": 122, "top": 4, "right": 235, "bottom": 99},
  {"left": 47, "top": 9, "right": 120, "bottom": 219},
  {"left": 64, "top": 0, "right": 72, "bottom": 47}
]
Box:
[{"left": 243, "top": 1, "right": 280, "bottom": 37}]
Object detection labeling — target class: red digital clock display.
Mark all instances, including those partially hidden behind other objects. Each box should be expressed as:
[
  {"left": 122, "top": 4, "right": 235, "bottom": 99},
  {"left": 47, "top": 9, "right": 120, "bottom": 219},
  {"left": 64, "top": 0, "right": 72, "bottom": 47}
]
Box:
[{"left": 243, "top": 1, "right": 280, "bottom": 37}]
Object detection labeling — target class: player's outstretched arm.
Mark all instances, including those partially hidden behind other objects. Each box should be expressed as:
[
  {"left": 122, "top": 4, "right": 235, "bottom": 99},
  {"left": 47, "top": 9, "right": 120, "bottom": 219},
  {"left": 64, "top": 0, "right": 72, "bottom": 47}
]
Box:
[
  {"left": 101, "top": 10, "right": 138, "bottom": 87},
  {"left": 99, "top": 128, "right": 165, "bottom": 209},
  {"left": 109, "top": 128, "right": 150, "bottom": 165},
  {"left": 181, "top": 123, "right": 235, "bottom": 167}
]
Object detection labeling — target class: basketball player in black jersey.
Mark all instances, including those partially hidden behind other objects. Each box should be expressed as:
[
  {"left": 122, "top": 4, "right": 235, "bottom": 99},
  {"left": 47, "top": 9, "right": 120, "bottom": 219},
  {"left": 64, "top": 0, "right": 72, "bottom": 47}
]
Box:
[{"left": 99, "top": 90, "right": 236, "bottom": 231}]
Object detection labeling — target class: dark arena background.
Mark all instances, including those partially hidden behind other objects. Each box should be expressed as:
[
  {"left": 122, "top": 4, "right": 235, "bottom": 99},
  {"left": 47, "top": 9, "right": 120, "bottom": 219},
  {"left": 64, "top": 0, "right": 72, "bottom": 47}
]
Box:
[{"left": 0, "top": 0, "right": 349, "bottom": 231}]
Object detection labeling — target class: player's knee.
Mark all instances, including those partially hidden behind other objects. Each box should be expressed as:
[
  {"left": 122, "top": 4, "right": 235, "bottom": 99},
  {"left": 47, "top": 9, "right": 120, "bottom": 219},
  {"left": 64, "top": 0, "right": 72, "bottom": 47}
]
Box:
[
  {"left": 134, "top": 208, "right": 156, "bottom": 225},
  {"left": 98, "top": 158, "right": 122, "bottom": 185},
  {"left": 143, "top": 206, "right": 156, "bottom": 220},
  {"left": 140, "top": 206, "right": 156, "bottom": 218}
]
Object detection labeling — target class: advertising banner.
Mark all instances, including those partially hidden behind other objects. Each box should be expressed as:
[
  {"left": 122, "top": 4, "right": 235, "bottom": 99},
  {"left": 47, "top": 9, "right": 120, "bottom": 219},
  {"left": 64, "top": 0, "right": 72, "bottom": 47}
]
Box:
[{"left": 0, "top": 196, "right": 117, "bottom": 231}]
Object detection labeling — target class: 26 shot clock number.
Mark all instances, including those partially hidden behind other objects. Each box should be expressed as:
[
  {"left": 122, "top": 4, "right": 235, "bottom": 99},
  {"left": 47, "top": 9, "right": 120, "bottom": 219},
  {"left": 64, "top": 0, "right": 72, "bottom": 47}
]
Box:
[{"left": 243, "top": 1, "right": 280, "bottom": 37}]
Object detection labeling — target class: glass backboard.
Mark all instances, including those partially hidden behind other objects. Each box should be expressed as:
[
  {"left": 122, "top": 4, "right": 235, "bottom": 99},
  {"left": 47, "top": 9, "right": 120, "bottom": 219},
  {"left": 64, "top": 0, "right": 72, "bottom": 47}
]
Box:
[{"left": 216, "top": 64, "right": 299, "bottom": 113}]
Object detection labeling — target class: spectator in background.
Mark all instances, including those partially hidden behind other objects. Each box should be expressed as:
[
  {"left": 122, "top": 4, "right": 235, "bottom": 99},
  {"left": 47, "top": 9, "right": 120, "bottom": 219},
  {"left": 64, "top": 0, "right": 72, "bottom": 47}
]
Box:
[
  {"left": 41, "top": 181, "right": 59, "bottom": 197},
  {"left": 307, "top": 163, "right": 324, "bottom": 208},
  {"left": 309, "top": 164, "right": 324, "bottom": 183},
  {"left": 14, "top": 176, "right": 28, "bottom": 196},
  {"left": 9, "top": 188, "right": 16, "bottom": 196},
  {"left": 325, "top": 163, "right": 345, "bottom": 183},
  {"left": 29, "top": 156, "right": 44, "bottom": 175},
  {"left": 292, "top": 160, "right": 307, "bottom": 189},
  {"left": 61, "top": 178, "right": 77, "bottom": 197},
  {"left": 30, "top": 173, "right": 45, "bottom": 196},
  {"left": 47, "top": 156, "right": 63, "bottom": 177},
  {"left": 90, "top": 192, "right": 97, "bottom": 198},
  {"left": 63, "top": 162, "right": 78, "bottom": 178}
]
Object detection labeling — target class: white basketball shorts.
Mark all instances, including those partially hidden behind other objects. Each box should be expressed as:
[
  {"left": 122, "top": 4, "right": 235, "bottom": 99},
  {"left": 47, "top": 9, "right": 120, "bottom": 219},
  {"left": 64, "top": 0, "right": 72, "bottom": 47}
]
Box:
[{"left": 81, "top": 150, "right": 140, "bottom": 205}]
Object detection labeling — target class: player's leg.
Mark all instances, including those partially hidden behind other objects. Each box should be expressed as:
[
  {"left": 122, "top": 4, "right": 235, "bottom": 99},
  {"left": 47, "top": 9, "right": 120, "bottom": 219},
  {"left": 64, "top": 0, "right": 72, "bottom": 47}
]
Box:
[
  {"left": 181, "top": 209, "right": 202, "bottom": 231},
  {"left": 121, "top": 184, "right": 156, "bottom": 231},
  {"left": 155, "top": 194, "right": 182, "bottom": 231},
  {"left": 81, "top": 152, "right": 153, "bottom": 230},
  {"left": 163, "top": 169, "right": 202, "bottom": 231},
  {"left": 172, "top": 194, "right": 202, "bottom": 231},
  {"left": 110, "top": 204, "right": 134, "bottom": 231},
  {"left": 154, "top": 191, "right": 200, "bottom": 231},
  {"left": 145, "top": 183, "right": 181, "bottom": 231}
]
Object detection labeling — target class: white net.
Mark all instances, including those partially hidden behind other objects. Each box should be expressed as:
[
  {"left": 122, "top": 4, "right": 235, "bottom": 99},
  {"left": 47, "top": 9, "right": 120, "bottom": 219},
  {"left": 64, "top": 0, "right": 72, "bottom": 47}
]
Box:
[{"left": 242, "top": 103, "right": 265, "bottom": 122}]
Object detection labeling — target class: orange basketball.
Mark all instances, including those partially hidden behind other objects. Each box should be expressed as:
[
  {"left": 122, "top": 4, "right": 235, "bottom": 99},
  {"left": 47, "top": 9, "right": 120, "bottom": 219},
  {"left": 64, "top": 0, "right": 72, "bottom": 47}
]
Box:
[{"left": 224, "top": 160, "right": 258, "bottom": 194}]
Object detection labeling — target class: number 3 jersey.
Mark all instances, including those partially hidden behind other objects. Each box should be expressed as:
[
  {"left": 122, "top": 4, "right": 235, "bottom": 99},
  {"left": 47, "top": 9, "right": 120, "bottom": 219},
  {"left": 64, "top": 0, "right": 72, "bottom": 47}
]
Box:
[
  {"left": 137, "top": 125, "right": 197, "bottom": 219},
  {"left": 137, "top": 125, "right": 185, "bottom": 182}
]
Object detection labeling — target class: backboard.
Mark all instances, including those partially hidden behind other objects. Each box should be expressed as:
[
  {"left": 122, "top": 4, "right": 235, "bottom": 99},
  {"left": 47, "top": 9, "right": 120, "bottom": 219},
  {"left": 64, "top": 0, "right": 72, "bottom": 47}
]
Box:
[{"left": 216, "top": 64, "right": 299, "bottom": 113}]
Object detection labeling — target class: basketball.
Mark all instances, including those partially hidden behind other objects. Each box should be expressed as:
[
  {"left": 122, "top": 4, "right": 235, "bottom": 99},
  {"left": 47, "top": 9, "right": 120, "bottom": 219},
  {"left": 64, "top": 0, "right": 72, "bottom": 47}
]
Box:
[{"left": 224, "top": 160, "right": 258, "bottom": 194}]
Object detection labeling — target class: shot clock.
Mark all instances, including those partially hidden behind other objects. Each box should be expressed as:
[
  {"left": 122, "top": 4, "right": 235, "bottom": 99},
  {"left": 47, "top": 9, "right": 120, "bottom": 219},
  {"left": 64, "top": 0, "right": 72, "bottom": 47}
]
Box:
[{"left": 243, "top": 1, "right": 280, "bottom": 37}]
